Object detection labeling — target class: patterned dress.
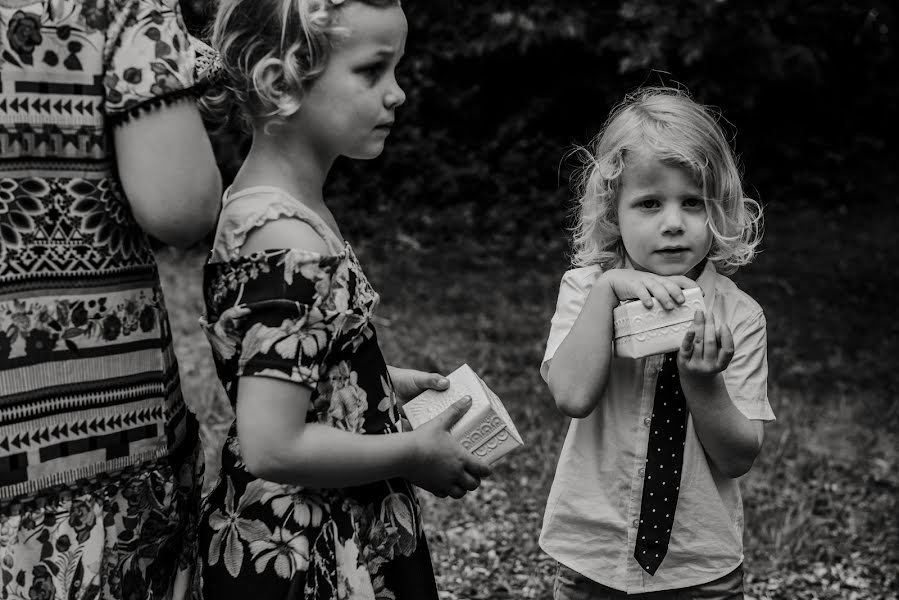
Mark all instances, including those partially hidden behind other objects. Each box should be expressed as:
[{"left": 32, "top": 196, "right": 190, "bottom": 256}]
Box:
[
  {"left": 198, "top": 187, "right": 439, "bottom": 600},
  {"left": 0, "top": 1, "right": 201, "bottom": 598}
]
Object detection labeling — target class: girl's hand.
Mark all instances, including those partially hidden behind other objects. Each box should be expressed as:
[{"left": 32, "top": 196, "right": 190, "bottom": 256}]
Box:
[
  {"left": 407, "top": 397, "right": 492, "bottom": 499},
  {"left": 600, "top": 269, "right": 697, "bottom": 310},
  {"left": 677, "top": 310, "right": 735, "bottom": 378},
  {"left": 388, "top": 366, "right": 449, "bottom": 402},
  {"left": 388, "top": 366, "right": 450, "bottom": 431}
]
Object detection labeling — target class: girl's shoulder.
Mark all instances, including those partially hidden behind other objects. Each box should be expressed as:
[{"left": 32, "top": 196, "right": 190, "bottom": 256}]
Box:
[{"left": 211, "top": 186, "right": 345, "bottom": 262}]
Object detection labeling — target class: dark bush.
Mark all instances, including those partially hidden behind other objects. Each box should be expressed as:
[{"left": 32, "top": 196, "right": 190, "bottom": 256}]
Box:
[{"left": 181, "top": 1, "right": 896, "bottom": 253}]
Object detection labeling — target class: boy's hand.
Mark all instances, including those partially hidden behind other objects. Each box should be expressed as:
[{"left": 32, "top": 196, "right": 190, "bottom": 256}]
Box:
[
  {"left": 600, "top": 269, "right": 697, "bottom": 310},
  {"left": 677, "top": 310, "right": 734, "bottom": 378}
]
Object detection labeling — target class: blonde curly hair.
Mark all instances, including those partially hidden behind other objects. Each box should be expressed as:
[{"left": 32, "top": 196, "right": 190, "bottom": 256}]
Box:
[
  {"left": 570, "top": 87, "right": 763, "bottom": 275},
  {"left": 202, "top": 0, "right": 400, "bottom": 132}
]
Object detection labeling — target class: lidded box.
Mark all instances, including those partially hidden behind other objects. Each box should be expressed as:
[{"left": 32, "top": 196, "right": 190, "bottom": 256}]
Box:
[
  {"left": 403, "top": 364, "right": 524, "bottom": 465},
  {"left": 613, "top": 287, "right": 706, "bottom": 358}
]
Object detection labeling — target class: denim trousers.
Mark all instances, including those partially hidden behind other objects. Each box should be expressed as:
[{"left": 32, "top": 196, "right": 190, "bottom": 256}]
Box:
[{"left": 553, "top": 563, "right": 744, "bottom": 600}]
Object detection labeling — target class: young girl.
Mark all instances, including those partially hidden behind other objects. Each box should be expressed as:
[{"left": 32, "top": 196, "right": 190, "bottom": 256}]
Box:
[
  {"left": 540, "top": 87, "right": 773, "bottom": 599},
  {"left": 195, "top": 0, "right": 491, "bottom": 598}
]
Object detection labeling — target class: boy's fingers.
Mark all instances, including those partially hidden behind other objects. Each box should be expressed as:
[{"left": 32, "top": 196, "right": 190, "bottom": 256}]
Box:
[
  {"left": 691, "top": 310, "right": 705, "bottom": 353},
  {"left": 662, "top": 279, "right": 689, "bottom": 304},
  {"left": 637, "top": 285, "right": 654, "bottom": 309},
  {"left": 680, "top": 329, "right": 696, "bottom": 358},
  {"left": 671, "top": 276, "right": 698, "bottom": 290},
  {"left": 703, "top": 311, "right": 718, "bottom": 362},
  {"left": 647, "top": 280, "right": 675, "bottom": 310}
]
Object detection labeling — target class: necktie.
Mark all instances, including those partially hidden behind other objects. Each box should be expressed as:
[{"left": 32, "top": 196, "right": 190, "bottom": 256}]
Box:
[{"left": 634, "top": 352, "right": 688, "bottom": 575}]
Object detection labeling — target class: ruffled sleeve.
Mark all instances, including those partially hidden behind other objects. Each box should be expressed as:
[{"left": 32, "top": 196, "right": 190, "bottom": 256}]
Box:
[
  {"left": 103, "top": 0, "right": 196, "bottom": 125},
  {"left": 201, "top": 250, "right": 355, "bottom": 395}
]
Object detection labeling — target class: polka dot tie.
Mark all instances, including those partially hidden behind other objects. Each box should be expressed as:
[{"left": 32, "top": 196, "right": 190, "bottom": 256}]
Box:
[{"left": 634, "top": 352, "right": 688, "bottom": 575}]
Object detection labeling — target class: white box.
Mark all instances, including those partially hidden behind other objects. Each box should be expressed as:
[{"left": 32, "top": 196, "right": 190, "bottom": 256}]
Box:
[
  {"left": 402, "top": 364, "right": 523, "bottom": 465},
  {"left": 613, "top": 287, "right": 706, "bottom": 358}
]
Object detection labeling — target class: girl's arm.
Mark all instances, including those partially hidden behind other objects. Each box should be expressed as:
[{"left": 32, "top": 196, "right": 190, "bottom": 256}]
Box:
[
  {"left": 548, "top": 270, "right": 696, "bottom": 418},
  {"left": 114, "top": 98, "right": 222, "bottom": 248},
  {"left": 235, "top": 376, "right": 489, "bottom": 494},
  {"left": 678, "top": 310, "right": 765, "bottom": 478},
  {"left": 231, "top": 218, "right": 490, "bottom": 496}
]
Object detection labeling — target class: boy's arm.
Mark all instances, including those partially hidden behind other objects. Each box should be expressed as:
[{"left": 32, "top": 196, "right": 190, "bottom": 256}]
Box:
[
  {"left": 547, "top": 270, "right": 696, "bottom": 418},
  {"left": 678, "top": 310, "right": 767, "bottom": 478},
  {"left": 546, "top": 277, "right": 618, "bottom": 419},
  {"left": 680, "top": 375, "right": 765, "bottom": 478}
]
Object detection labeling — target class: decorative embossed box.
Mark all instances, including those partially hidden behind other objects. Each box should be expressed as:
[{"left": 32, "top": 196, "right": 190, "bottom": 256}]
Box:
[
  {"left": 613, "top": 287, "right": 706, "bottom": 358},
  {"left": 403, "top": 364, "right": 524, "bottom": 465}
]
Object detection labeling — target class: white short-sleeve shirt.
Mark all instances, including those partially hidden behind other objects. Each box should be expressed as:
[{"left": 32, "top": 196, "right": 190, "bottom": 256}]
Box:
[{"left": 539, "top": 260, "right": 774, "bottom": 593}]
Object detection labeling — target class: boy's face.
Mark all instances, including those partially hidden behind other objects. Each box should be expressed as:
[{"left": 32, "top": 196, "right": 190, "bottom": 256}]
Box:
[
  {"left": 296, "top": 3, "right": 407, "bottom": 160},
  {"left": 616, "top": 149, "right": 712, "bottom": 279}
]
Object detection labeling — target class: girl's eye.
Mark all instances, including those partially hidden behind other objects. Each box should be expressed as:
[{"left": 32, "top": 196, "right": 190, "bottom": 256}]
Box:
[
  {"left": 683, "top": 197, "right": 705, "bottom": 209},
  {"left": 638, "top": 199, "right": 660, "bottom": 209},
  {"left": 358, "top": 63, "right": 385, "bottom": 82}
]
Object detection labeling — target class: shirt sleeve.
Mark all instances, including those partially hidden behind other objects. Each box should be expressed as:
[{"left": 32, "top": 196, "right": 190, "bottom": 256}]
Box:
[
  {"left": 202, "top": 253, "right": 347, "bottom": 390},
  {"left": 103, "top": 0, "right": 196, "bottom": 125},
  {"left": 540, "top": 269, "right": 596, "bottom": 383},
  {"left": 723, "top": 310, "right": 775, "bottom": 421}
]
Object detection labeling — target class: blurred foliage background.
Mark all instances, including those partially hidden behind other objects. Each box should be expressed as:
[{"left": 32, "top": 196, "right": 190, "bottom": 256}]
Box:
[{"left": 180, "top": 0, "right": 897, "bottom": 259}]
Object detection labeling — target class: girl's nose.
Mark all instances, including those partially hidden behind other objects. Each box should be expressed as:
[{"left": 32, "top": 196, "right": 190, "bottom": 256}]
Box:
[
  {"left": 385, "top": 79, "right": 406, "bottom": 109},
  {"left": 661, "top": 206, "right": 685, "bottom": 234}
]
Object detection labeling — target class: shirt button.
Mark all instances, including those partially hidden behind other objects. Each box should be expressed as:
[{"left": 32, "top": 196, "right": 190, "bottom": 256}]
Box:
[
  {"left": 638, "top": 467, "right": 645, "bottom": 476},
  {"left": 643, "top": 417, "right": 651, "bottom": 426},
  {"left": 632, "top": 519, "right": 639, "bottom": 528}
]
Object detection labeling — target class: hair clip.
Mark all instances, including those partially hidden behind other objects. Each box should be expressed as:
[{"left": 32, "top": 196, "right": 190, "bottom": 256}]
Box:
[{"left": 191, "top": 35, "right": 224, "bottom": 84}]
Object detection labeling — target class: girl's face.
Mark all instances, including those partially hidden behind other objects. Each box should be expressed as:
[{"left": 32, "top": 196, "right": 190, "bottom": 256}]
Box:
[
  {"left": 616, "top": 149, "right": 712, "bottom": 279},
  {"left": 295, "top": 3, "right": 407, "bottom": 160}
]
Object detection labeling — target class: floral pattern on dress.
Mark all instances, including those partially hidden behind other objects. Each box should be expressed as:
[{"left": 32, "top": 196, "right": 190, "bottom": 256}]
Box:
[
  {"left": 0, "top": 290, "right": 162, "bottom": 362},
  {"left": 0, "top": 456, "right": 200, "bottom": 600},
  {"left": 198, "top": 244, "right": 438, "bottom": 599},
  {"left": 102, "top": 0, "right": 194, "bottom": 116}
]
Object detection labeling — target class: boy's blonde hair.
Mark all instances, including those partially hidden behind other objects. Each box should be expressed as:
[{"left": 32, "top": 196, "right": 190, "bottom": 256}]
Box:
[
  {"left": 203, "top": 0, "right": 400, "bottom": 131},
  {"left": 570, "top": 87, "right": 763, "bottom": 275}
]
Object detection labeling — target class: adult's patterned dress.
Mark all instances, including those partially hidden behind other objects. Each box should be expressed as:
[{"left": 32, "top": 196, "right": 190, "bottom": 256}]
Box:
[{"left": 0, "top": 1, "right": 201, "bottom": 598}]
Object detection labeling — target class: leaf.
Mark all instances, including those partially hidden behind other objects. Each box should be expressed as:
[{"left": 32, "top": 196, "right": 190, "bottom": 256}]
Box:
[
  {"left": 2, "top": 50, "right": 22, "bottom": 67},
  {"left": 63, "top": 328, "right": 83, "bottom": 339}
]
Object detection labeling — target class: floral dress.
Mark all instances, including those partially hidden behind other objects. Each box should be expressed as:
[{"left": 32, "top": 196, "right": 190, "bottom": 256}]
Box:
[
  {"left": 197, "top": 187, "right": 438, "bottom": 600},
  {"left": 0, "top": 1, "right": 202, "bottom": 599}
]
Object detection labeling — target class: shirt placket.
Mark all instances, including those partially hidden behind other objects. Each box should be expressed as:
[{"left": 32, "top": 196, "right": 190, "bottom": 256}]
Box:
[{"left": 624, "top": 354, "right": 663, "bottom": 593}]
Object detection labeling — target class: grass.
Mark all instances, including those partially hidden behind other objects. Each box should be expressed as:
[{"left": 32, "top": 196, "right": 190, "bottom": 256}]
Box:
[{"left": 157, "top": 193, "right": 898, "bottom": 599}]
